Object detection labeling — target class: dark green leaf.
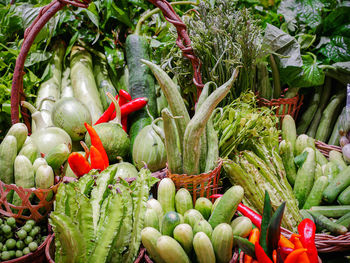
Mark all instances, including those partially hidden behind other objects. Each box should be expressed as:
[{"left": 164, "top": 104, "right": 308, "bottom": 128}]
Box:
[
  {"left": 267, "top": 202, "right": 286, "bottom": 258},
  {"left": 110, "top": 2, "right": 133, "bottom": 28},
  {"left": 296, "top": 0, "right": 324, "bottom": 31},
  {"left": 24, "top": 50, "right": 52, "bottom": 67},
  {"left": 322, "top": 2, "right": 350, "bottom": 35},
  {"left": 297, "top": 33, "right": 316, "bottom": 49},
  {"left": 318, "top": 36, "right": 350, "bottom": 63},
  {"left": 294, "top": 151, "right": 308, "bottom": 168},
  {"left": 260, "top": 191, "right": 272, "bottom": 254},
  {"left": 324, "top": 61, "right": 350, "bottom": 85}
]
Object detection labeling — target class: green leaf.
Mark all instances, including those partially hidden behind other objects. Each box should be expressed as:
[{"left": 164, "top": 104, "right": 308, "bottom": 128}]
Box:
[
  {"left": 24, "top": 50, "right": 52, "bottom": 67},
  {"left": 322, "top": 2, "right": 350, "bottom": 35},
  {"left": 296, "top": 0, "right": 324, "bottom": 31},
  {"left": 234, "top": 236, "right": 256, "bottom": 258},
  {"left": 294, "top": 151, "right": 308, "bottom": 168},
  {"left": 266, "top": 202, "right": 286, "bottom": 258},
  {"left": 110, "top": 1, "right": 133, "bottom": 28},
  {"left": 324, "top": 61, "right": 350, "bottom": 85},
  {"left": 297, "top": 33, "right": 316, "bottom": 49},
  {"left": 318, "top": 36, "right": 350, "bottom": 63},
  {"left": 260, "top": 191, "right": 272, "bottom": 255}
]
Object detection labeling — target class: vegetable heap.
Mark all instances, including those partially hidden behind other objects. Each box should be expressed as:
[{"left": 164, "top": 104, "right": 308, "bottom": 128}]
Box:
[
  {"left": 0, "top": 217, "right": 48, "bottom": 261},
  {"left": 50, "top": 167, "right": 157, "bottom": 263}
]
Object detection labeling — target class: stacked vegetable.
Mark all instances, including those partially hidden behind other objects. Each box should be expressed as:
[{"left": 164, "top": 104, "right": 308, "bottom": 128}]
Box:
[
  {"left": 49, "top": 167, "right": 157, "bottom": 263},
  {"left": 213, "top": 93, "right": 302, "bottom": 230},
  {"left": 0, "top": 217, "right": 48, "bottom": 261},
  {"left": 280, "top": 115, "right": 350, "bottom": 235},
  {"left": 141, "top": 178, "right": 245, "bottom": 263},
  {"left": 339, "top": 84, "right": 350, "bottom": 162}
]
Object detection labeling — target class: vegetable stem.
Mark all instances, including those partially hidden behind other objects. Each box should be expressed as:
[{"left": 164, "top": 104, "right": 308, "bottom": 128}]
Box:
[{"left": 269, "top": 54, "right": 281, "bottom": 99}]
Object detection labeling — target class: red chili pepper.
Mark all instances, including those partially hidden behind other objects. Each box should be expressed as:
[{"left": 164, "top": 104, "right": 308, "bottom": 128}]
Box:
[
  {"left": 119, "top": 89, "right": 132, "bottom": 104},
  {"left": 90, "top": 146, "right": 106, "bottom": 171},
  {"left": 95, "top": 95, "right": 119, "bottom": 125},
  {"left": 110, "top": 97, "right": 148, "bottom": 120},
  {"left": 298, "top": 219, "right": 318, "bottom": 263},
  {"left": 255, "top": 242, "right": 273, "bottom": 263},
  {"left": 284, "top": 248, "right": 308, "bottom": 263},
  {"left": 68, "top": 152, "right": 91, "bottom": 178},
  {"left": 84, "top": 123, "right": 109, "bottom": 168},
  {"left": 121, "top": 117, "right": 128, "bottom": 132}
]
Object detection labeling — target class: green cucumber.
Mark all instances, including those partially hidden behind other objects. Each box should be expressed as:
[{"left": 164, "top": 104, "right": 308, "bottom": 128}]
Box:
[
  {"left": 315, "top": 91, "right": 346, "bottom": 142},
  {"left": 279, "top": 140, "right": 297, "bottom": 186},
  {"left": 161, "top": 211, "right": 182, "bottom": 237},
  {"left": 329, "top": 150, "right": 347, "bottom": 171},
  {"left": 205, "top": 114, "right": 219, "bottom": 173},
  {"left": 309, "top": 205, "right": 350, "bottom": 218},
  {"left": 145, "top": 207, "right": 160, "bottom": 231},
  {"left": 211, "top": 223, "right": 234, "bottom": 263},
  {"left": 194, "top": 197, "right": 213, "bottom": 220},
  {"left": 293, "top": 147, "right": 316, "bottom": 208},
  {"left": 316, "top": 149, "right": 328, "bottom": 166},
  {"left": 173, "top": 223, "right": 193, "bottom": 255},
  {"left": 208, "top": 185, "right": 244, "bottom": 229},
  {"left": 309, "top": 210, "right": 348, "bottom": 235},
  {"left": 323, "top": 166, "right": 350, "bottom": 203},
  {"left": 6, "top": 123, "right": 28, "bottom": 152},
  {"left": 295, "top": 134, "right": 309, "bottom": 156},
  {"left": 328, "top": 114, "right": 341, "bottom": 146},
  {"left": 184, "top": 209, "right": 204, "bottom": 229},
  {"left": 297, "top": 87, "right": 322, "bottom": 135},
  {"left": 282, "top": 115, "right": 297, "bottom": 153},
  {"left": 0, "top": 135, "right": 17, "bottom": 184},
  {"left": 125, "top": 35, "right": 158, "bottom": 150},
  {"left": 302, "top": 176, "right": 329, "bottom": 209},
  {"left": 156, "top": 236, "right": 190, "bottom": 263},
  {"left": 193, "top": 232, "right": 215, "bottom": 263},
  {"left": 335, "top": 212, "right": 350, "bottom": 228},
  {"left": 158, "top": 178, "right": 176, "bottom": 214},
  {"left": 315, "top": 164, "right": 324, "bottom": 180},
  {"left": 175, "top": 188, "right": 193, "bottom": 215},
  {"left": 18, "top": 142, "right": 39, "bottom": 164},
  {"left": 230, "top": 216, "right": 253, "bottom": 238},
  {"left": 211, "top": 197, "right": 221, "bottom": 214},
  {"left": 33, "top": 158, "right": 48, "bottom": 172},
  {"left": 141, "top": 227, "right": 165, "bottom": 263},
  {"left": 35, "top": 164, "right": 54, "bottom": 189},
  {"left": 338, "top": 185, "right": 350, "bottom": 205},
  {"left": 322, "top": 162, "right": 339, "bottom": 181},
  {"left": 45, "top": 143, "right": 70, "bottom": 170},
  {"left": 13, "top": 155, "right": 35, "bottom": 206},
  {"left": 147, "top": 198, "right": 164, "bottom": 226},
  {"left": 193, "top": 219, "right": 213, "bottom": 239}
]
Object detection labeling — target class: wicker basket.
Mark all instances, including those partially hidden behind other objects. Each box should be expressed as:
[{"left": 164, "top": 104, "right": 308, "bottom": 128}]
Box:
[
  {"left": 0, "top": 180, "right": 61, "bottom": 222},
  {"left": 166, "top": 160, "right": 223, "bottom": 203},
  {"left": 258, "top": 94, "right": 304, "bottom": 129}
]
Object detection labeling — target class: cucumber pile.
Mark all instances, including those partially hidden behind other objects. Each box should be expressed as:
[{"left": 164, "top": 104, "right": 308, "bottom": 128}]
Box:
[
  {"left": 281, "top": 115, "right": 350, "bottom": 235},
  {"left": 141, "top": 178, "right": 247, "bottom": 263},
  {"left": 0, "top": 217, "right": 47, "bottom": 261}
]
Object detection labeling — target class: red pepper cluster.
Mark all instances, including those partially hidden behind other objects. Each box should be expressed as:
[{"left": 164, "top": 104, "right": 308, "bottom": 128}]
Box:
[
  {"left": 67, "top": 123, "right": 109, "bottom": 177},
  {"left": 210, "top": 194, "right": 319, "bottom": 263},
  {"left": 94, "top": 89, "right": 148, "bottom": 132}
]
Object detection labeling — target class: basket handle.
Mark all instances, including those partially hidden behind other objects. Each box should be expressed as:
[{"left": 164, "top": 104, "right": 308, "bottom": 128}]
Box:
[
  {"left": 10, "top": 0, "right": 91, "bottom": 129},
  {"left": 147, "top": 0, "right": 204, "bottom": 96}
]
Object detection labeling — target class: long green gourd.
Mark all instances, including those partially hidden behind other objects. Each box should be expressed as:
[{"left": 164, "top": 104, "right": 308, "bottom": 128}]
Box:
[
  {"left": 183, "top": 69, "right": 239, "bottom": 175},
  {"left": 141, "top": 59, "right": 190, "bottom": 154},
  {"left": 0, "top": 135, "right": 17, "bottom": 184}
]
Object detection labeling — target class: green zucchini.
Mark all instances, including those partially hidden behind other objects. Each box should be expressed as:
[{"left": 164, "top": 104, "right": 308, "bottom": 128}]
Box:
[
  {"left": 315, "top": 164, "right": 324, "bottom": 180},
  {"left": 329, "top": 150, "right": 347, "bottom": 171},
  {"left": 6, "top": 123, "right": 28, "bottom": 153},
  {"left": 230, "top": 216, "right": 253, "bottom": 238},
  {"left": 279, "top": 140, "right": 297, "bottom": 186},
  {"left": 309, "top": 205, "right": 350, "bottom": 218},
  {"left": 184, "top": 209, "right": 204, "bottom": 229},
  {"left": 323, "top": 166, "right": 350, "bottom": 203},
  {"left": 175, "top": 188, "right": 193, "bottom": 215},
  {"left": 282, "top": 115, "right": 297, "bottom": 153},
  {"left": 208, "top": 185, "right": 244, "bottom": 229},
  {"left": 157, "top": 178, "right": 176, "bottom": 214},
  {"left": 194, "top": 197, "right": 213, "bottom": 220},
  {"left": 302, "top": 176, "right": 328, "bottom": 209},
  {"left": 322, "top": 162, "right": 340, "bottom": 181},
  {"left": 328, "top": 114, "right": 342, "bottom": 146},
  {"left": 33, "top": 158, "right": 48, "bottom": 172},
  {"left": 211, "top": 223, "right": 234, "bottom": 263},
  {"left": 295, "top": 134, "right": 309, "bottom": 156},
  {"left": 13, "top": 155, "right": 35, "bottom": 206},
  {"left": 147, "top": 198, "right": 164, "bottom": 226},
  {"left": 205, "top": 114, "right": 219, "bottom": 173},
  {"left": 338, "top": 185, "right": 350, "bottom": 205},
  {"left": 141, "top": 227, "right": 165, "bottom": 263},
  {"left": 316, "top": 149, "right": 328, "bottom": 166},
  {"left": 193, "top": 232, "right": 216, "bottom": 263},
  {"left": 173, "top": 223, "right": 193, "bottom": 255},
  {"left": 35, "top": 164, "right": 54, "bottom": 189},
  {"left": 297, "top": 86, "right": 322, "bottom": 135},
  {"left": 315, "top": 91, "right": 346, "bottom": 142},
  {"left": 126, "top": 35, "right": 157, "bottom": 150},
  {"left": 156, "top": 236, "right": 190, "bottom": 263},
  {"left": 0, "top": 135, "right": 17, "bottom": 184},
  {"left": 309, "top": 210, "right": 348, "bottom": 235},
  {"left": 193, "top": 219, "right": 213, "bottom": 239},
  {"left": 335, "top": 212, "right": 350, "bottom": 228},
  {"left": 18, "top": 142, "right": 39, "bottom": 164},
  {"left": 293, "top": 147, "right": 316, "bottom": 208},
  {"left": 45, "top": 143, "right": 70, "bottom": 170},
  {"left": 145, "top": 207, "right": 160, "bottom": 231}
]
